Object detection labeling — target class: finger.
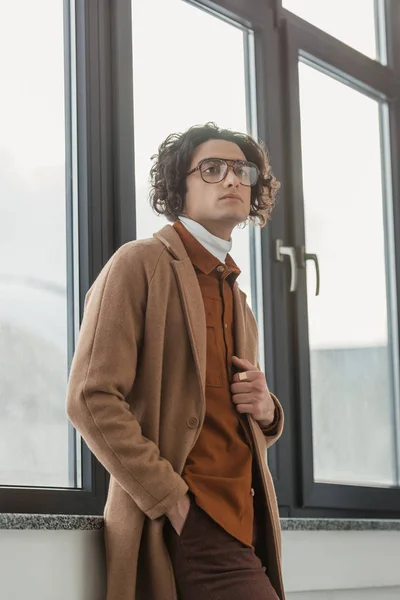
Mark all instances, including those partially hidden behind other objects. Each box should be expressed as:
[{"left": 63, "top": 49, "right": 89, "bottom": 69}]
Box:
[
  {"left": 232, "top": 393, "right": 254, "bottom": 405},
  {"left": 231, "top": 382, "right": 252, "bottom": 394},
  {"left": 231, "top": 356, "right": 258, "bottom": 371},
  {"left": 232, "top": 370, "right": 263, "bottom": 384},
  {"left": 235, "top": 403, "right": 255, "bottom": 414}
]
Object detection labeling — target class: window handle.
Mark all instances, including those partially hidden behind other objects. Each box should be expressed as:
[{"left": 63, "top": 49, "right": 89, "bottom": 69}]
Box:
[
  {"left": 275, "top": 239, "right": 298, "bottom": 292},
  {"left": 300, "top": 246, "right": 320, "bottom": 296}
]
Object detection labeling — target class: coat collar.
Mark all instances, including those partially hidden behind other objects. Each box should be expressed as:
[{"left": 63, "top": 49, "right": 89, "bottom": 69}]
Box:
[{"left": 153, "top": 224, "right": 188, "bottom": 261}]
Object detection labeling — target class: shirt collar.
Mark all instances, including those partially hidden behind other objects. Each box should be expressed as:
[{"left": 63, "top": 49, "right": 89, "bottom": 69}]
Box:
[
  {"left": 173, "top": 220, "right": 241, "bottom": 280},
  {"left": 178, "top": 216, "right": 232, "bottom": 264}
]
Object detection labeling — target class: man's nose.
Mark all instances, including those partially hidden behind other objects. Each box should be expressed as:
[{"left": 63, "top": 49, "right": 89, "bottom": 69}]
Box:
[{"left": 223, "top": 166, "right": 240, "bottom": 186}]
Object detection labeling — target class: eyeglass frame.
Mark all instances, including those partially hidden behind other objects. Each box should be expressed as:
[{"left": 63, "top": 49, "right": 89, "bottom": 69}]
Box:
[{"left": 186, "top": 157, "right": 262, "bottom": 187}]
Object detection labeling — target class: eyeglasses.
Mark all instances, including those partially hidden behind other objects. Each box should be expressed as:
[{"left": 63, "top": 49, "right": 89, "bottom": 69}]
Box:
[{"left": 187, "top": 157, "right": 260, "bottom": 187}]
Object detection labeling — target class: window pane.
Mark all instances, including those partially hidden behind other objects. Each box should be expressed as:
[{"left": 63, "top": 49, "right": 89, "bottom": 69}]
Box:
[
  {"left": 0, "top": 1, "right": 72, "bottom": 486},
  {"left": 283, "top": 0, "right": 379, "bottom": 61},
  {"left": 132, "top": 0, "right": 255, "bottom": 306},
  {"left": 298, "top": 62, "right": 399, "bottom": 487}
]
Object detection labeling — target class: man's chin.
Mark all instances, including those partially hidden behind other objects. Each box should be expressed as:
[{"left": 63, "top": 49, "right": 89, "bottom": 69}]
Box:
[{"left": 218, "top": 210, "right": 248, "bottom": 225}]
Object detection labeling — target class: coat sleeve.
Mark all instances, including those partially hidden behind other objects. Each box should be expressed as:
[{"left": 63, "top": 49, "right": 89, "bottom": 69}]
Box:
[
  {"left": 253, "top": 328, "right": 284, "bottom": 446},
  {"left": 256, "top": 392, "right": 284, "bottom": 447},
  {"left": 66, "top": 244, "right": 188, "bottom": 520}
]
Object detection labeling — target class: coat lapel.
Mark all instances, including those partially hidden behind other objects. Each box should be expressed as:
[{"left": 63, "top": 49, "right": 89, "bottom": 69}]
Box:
[
  {"left": 171, "top": 258, "right": 206, "bottom": 397},
  {"left": 154, "top": 226, "right": 206, "bottom": 401}
]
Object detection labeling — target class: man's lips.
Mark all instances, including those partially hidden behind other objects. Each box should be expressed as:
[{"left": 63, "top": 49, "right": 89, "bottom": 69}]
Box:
[{"left": 219, "top": 194, "right": 243, "bottom": 202}]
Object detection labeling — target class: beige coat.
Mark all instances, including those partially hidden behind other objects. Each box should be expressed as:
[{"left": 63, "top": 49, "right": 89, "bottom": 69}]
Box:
[{"left": 66, "top": 224, "right": 285, "bottom": 600}]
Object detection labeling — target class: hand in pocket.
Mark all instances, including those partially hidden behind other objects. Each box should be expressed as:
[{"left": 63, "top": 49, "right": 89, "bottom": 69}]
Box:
[{"left": 166, "top": 493, "right": 191, "bottom": 536}]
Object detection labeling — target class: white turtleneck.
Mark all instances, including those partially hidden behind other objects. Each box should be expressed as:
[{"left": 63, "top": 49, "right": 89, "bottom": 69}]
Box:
[{"left": 178, "top": 216, "right": 232, "bottom": 264}]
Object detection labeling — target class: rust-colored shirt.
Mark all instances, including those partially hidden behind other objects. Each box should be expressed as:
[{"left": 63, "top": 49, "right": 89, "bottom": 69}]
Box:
[{"left": 174, "top": 221, "right": 254, "bottom": 547}]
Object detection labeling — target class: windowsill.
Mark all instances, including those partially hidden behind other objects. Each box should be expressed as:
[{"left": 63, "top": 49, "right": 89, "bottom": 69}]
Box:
[
  {"left": 280, "top": 518, "right": 400, "bottom": 531},
  {"left": 0, "top": 514, "right": 104, "bottom": 530},
  {"left": 1, "top": 513, "right": 400, "bottom": 531}
]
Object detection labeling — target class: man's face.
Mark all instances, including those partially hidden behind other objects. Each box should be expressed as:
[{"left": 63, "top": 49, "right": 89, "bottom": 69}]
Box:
[{"left": 183, "top": 139, "right": 252, "bottom": 239}]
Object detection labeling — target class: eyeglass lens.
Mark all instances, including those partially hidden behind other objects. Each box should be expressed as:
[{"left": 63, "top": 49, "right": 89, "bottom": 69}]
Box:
[{"left": 200, "top": 159, "right": 258, "bottom": 186}]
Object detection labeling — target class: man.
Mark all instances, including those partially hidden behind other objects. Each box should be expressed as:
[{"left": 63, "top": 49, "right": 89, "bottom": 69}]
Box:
[{"left": 66, "top": 122, "right": 285, "bottom": 600}]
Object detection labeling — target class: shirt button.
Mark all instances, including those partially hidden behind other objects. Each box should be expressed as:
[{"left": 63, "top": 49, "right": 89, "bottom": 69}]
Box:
[
  {"left": 187, "top": 416, "right": 199, "bottom": 429},
  {"left": 250, "top": 488, "right": 255, "bottom": 497},
  {"left": 216, "top": 265, "right": 225, "bottom": 272}
]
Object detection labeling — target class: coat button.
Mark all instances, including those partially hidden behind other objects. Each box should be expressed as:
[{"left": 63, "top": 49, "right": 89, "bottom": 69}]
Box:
[
  {"left": 250, "top": 487, "right": 255, "bottom": 497},
  {"left": 216, "top": 265, "right": 225, "bottom": 272},
  {"left": 187, "top": 416, "right": 199, "bottom": 429}
]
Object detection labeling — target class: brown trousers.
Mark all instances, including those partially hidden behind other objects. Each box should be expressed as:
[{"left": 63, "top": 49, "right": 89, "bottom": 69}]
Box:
[{"left": 164, "top": 495, "right": 279, "bottom": 600}]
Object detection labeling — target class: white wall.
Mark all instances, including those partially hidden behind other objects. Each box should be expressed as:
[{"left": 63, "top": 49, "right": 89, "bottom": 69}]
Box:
[
  {"left": 0, "top": 529, "right": 106, "bottom": 600},
  {"left": 282, "top": 530, "right": 400, "bottom": 600},
  {"left": 0, "top": 527, "right": 399, "bottom": 599}
]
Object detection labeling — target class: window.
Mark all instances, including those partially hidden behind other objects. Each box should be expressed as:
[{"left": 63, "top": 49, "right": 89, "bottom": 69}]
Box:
[
  {"left": 282, "top": 3, "right": 400, "bottom": 513},
  {"left": 0, "top": 0, "right": 107, "bottom": 515},
  {"left": 282, "top": 0, "right": 382, "bottom": 62},
  {"left": 298, "top": 62, "right": 399, "bottom": 487},
  {"left": 2, "top": 0, "right": 399, "bottom": 520},
  {"left": 0, "top": 0, "right": 73, "bottom": 487}
]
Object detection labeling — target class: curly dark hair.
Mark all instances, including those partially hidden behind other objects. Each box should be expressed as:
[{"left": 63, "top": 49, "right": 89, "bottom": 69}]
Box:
[{"left": 149, "top": 122, "right": 280, "bottom": 227}]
